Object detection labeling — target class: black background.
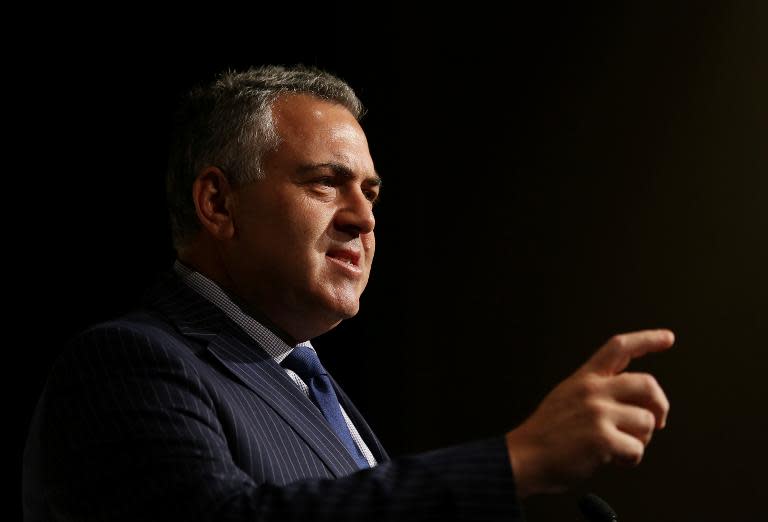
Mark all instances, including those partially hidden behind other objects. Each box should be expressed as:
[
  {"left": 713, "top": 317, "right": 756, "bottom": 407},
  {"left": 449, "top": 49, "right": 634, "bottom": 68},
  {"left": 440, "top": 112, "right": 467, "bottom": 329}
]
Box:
[{"left": 13, "top": 2, "right": 767, "bottom": 520}]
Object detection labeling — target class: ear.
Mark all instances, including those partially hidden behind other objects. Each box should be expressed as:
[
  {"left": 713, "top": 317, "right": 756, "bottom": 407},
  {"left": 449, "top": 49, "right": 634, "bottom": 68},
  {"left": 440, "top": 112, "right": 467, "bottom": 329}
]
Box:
[{"left": 191, "top": 166, "right": 236, "bottom": 240}]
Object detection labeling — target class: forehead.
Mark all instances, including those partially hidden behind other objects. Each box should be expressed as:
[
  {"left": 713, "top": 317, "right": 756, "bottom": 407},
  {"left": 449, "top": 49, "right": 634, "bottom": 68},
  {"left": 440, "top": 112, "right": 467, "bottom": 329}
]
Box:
[{"left": 269, "top": 94, "right": 375, "bottom": 174}]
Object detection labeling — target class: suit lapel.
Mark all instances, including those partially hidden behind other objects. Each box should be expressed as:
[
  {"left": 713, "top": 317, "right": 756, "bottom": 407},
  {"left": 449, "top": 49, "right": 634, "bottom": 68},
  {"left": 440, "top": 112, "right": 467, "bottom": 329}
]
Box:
[
  {"left": 144, "top": 269, "right": 360, "bottom": 478},
  {"left": 206, "top": 328, "right": 360, "bottom": 477},
  {"left": 330, "top": 375, "right": 390, "bottom": 463}
]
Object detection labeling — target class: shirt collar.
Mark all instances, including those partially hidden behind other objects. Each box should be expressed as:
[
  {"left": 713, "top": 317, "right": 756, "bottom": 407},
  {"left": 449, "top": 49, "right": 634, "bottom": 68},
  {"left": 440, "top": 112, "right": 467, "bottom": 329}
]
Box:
[{"left": 173, "top": 259, "right": 313, "bottom": 363}]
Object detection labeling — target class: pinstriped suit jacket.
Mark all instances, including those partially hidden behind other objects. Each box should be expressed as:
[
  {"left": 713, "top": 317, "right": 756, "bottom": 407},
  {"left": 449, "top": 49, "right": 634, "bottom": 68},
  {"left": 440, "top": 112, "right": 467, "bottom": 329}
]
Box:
[{"left": 23, "top": 269, "right": 523, "bottom": 521}]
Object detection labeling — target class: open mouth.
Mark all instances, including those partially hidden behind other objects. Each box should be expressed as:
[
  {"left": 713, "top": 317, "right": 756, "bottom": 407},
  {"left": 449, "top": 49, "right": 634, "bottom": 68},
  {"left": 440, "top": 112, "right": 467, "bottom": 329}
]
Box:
[{"left": 326, "top": 249, "right": 361, "bottom": 270}]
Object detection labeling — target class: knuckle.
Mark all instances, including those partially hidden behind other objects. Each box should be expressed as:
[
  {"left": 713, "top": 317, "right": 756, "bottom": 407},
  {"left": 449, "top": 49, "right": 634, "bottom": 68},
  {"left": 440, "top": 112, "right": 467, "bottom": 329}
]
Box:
[
  {"left": 615, "top": 439, "right": 644, "bottom": 466},
  {"left": 609, "top": 334, "right": 627, "bottom": 350},
  {"left": 593, "top": 422, "right": 614, "bottom": 451},
  {"left": 643, "top": 410, "right": 656, "bottom": 430},
  {"left": 643, "top": 430, "right": 654, "bottom": 445},
  {"left": 583, "top": 398, "right": 606, "bottom": 422},
  {"left": 661, "top": 395, "right": 670, "bottom": 414},
  {"left": 638, "top": 373, "right": 659, "bottom": 393},
  {"left": 639, "top": 373, "right": 670, "bottom": 414},
  {"left": 639, "top": 411, "right": 656, "bottom": 440},
  {"left": 579, "top": 375, "right": 603, "bottom": 398},
  {"left": 629, "top": 444, "right": 645, "bottom": 466}
]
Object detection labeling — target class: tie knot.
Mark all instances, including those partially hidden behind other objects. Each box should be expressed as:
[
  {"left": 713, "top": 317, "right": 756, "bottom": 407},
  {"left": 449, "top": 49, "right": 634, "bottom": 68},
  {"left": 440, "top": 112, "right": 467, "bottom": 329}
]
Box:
[{"left": 282, "top": 345, "right": 327, "bottom": 381}]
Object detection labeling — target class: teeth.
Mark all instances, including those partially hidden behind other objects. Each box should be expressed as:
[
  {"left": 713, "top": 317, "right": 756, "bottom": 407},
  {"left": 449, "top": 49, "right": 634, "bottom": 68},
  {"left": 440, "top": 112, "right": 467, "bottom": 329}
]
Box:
[{"left": 329, "top": 253, "right": 356, "bottom": 266}]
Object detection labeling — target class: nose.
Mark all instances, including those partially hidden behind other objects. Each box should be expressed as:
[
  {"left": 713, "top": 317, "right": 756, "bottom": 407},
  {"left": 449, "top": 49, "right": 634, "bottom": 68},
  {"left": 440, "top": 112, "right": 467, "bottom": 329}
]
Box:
[{"left": 334, "top": 186, "right": 375, "bottom": 236}]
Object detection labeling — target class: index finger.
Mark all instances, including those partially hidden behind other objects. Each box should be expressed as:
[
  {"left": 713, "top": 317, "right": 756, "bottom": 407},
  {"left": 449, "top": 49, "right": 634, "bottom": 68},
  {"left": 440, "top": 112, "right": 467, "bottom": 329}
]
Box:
[{"left": 583, "top": 329, "right": 675, "bottom": 376}]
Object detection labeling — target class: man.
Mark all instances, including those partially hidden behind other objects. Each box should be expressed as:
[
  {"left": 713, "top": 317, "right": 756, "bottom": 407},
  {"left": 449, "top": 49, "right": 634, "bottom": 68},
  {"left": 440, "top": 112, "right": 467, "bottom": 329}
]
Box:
[{"left": 23, "top": 65, "right": 673, "bottom": 521}]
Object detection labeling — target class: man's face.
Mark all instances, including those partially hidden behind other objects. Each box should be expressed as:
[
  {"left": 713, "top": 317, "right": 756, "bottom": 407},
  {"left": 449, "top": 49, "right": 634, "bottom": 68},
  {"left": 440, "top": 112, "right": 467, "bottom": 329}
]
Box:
[{"left": 225, "top": 94, "right": 379, "bottom": 340}]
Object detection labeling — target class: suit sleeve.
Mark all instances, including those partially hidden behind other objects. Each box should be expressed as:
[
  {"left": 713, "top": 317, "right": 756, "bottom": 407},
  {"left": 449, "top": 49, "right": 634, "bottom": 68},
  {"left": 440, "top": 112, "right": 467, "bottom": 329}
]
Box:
[{"left": 30, "top": 324, "right": 525, "bottom": 522}]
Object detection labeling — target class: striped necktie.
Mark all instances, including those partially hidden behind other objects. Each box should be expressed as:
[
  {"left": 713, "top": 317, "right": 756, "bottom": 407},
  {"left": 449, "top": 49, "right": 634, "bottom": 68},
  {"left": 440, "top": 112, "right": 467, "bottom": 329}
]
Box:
[{"left": 282, "top": 345, "right": 369, "bottom": 469}]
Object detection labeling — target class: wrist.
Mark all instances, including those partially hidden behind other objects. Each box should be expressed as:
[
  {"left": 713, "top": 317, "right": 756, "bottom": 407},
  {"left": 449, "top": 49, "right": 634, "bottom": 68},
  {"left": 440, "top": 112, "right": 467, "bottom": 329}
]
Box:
[
  {"left": 505, "top": 428, "right": 536, "bottom": 499},
  {"left": 506, "top": 426, "right": 562, "bottom": 499}
]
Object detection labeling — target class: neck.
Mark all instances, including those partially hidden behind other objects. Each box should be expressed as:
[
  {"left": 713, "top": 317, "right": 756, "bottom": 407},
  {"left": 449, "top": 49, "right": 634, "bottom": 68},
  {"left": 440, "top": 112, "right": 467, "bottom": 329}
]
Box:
[
  {"left": 178, "top": 236, "right": 344, "bottom": 344},
  {"left": 177, "top": 239, "right": 304, "bottom": 346}
]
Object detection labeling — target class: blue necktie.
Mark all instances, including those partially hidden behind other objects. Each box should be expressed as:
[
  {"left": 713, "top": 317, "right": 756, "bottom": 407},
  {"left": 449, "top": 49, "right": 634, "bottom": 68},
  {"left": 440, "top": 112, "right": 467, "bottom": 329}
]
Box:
[{"left": 282, "top": 345, "right": 369, "bottom": 469}]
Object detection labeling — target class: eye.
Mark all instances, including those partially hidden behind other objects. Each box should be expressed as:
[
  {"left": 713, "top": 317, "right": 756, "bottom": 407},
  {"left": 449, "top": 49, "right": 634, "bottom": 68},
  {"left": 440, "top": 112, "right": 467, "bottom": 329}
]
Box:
[
  {"left": 315, "top": 176, "right": 335, "bottom": 187},
  {"left": 364, "top": 189, "right": 380, "bottom": 203}
]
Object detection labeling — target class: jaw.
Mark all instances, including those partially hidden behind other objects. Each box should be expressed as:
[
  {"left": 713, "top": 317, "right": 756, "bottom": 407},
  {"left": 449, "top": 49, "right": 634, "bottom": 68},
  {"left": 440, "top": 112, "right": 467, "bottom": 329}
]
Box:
[
  {"left": 311, "top": 277, "right": 364, "bottom": 320},
  {"left": 259, "top": 279, "right": 364, "bottom": 342},
  {"left": 229, "top": 250, "right": 371, "bottom": 341}
]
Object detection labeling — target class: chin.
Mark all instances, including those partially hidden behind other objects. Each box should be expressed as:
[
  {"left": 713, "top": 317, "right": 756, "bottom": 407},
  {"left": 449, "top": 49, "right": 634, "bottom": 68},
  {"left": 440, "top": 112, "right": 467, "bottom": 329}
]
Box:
[
  {"left": 318, "top": 293, "right": 361, "bottom": 322},
  {"left": 302, "top": 300, "right": 358, "bottom": 339},
  {"left": 331, "top": 300, "right": 360, "bottom": 320}
]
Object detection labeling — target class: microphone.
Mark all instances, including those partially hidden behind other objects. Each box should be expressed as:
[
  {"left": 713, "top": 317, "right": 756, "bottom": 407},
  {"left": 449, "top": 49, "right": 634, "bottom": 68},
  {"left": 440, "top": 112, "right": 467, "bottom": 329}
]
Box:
[{"left": 578, "top": 493, "right": 618, "bottom": 521}]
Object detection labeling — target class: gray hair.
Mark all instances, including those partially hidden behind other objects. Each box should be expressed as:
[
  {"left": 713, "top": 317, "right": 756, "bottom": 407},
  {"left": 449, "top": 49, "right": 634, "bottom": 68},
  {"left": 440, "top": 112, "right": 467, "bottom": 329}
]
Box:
[{"left": 166, "top": 64, "right": 364, "bottom": 250}]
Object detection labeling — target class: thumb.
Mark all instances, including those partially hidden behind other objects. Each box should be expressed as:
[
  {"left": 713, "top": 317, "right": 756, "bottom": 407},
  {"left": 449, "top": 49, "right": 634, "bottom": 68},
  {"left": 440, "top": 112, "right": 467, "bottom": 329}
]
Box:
[{"left": 582, "top": 329, "right": 675, "bottom": 376}]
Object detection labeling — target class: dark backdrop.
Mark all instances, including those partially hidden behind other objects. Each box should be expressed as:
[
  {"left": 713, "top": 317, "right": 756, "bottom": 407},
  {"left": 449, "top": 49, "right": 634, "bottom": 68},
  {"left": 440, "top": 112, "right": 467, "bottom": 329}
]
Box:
[{"left": 13, "top": 3, "right": 767, "bottom": 520}]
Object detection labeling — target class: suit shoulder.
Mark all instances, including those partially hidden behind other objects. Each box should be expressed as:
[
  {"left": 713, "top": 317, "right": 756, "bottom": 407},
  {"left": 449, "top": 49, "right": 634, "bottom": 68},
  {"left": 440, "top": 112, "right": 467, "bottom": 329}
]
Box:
[{"left": 57, "top": 310, "right": 204, "bottom": 377}]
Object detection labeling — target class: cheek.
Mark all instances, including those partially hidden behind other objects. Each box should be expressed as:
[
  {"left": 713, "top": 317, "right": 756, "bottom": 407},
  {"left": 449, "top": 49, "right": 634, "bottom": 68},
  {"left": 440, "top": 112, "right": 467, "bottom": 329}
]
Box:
[
  {"left": 362, "top": 232, "right": 375, "bottom": 259},
  {"left": 282, "top": 200, "right": 328, "bottom": 249}
]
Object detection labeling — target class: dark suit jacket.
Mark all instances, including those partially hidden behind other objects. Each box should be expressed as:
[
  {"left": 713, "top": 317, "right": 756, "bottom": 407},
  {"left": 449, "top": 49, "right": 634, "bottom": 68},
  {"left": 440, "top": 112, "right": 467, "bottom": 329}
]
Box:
[{"left": 23, "top": 269, "right": 523, "bottom": 521}]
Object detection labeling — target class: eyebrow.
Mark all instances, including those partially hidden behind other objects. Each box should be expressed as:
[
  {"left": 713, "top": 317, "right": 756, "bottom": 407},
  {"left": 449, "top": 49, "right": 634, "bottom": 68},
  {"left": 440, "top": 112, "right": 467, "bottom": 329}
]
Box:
[{"left": 298, "top": 162, "right": 382, "bottom": 187}]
